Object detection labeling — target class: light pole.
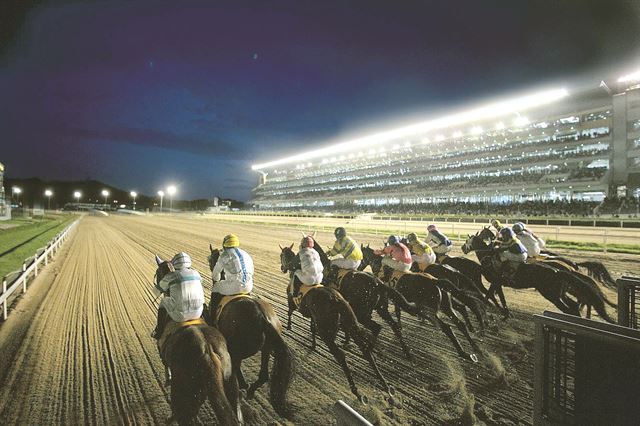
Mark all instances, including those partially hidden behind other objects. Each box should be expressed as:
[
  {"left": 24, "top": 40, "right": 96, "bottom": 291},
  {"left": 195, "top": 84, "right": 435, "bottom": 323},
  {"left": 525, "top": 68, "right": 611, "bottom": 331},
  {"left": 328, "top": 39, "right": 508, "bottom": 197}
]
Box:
[
  {"left": 74, "top": 191, "right": 81, "bottom": 210},
  {"left": 44, "top": 189, "right": 53, "bottom": 211},
  {"left": 101, "top": 189, "right": 110, "bottom": 209},
  {"left": 167, "top": 185, "right": 176, "bottom": 212},
  {"left": 157, "top": 190, "right": 165, "bottom": 213},
  {"left": 130, "top": 191, "right": 137, "bottom": 210},
  {"left": 12, "top": 186, "right": 21, "bottom": 207}
]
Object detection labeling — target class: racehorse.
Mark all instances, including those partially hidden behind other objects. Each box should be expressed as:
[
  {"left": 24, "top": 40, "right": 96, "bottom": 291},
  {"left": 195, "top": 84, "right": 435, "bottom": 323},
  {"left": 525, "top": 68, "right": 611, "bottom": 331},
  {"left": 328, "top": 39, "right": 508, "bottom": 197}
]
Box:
[
  {"left": 154, "top": 256, "right": 242, "bottom": 426},
  {"left": 461, "top": 233, "right": 616, "bottom": 323},
  {"left": 309, "top": 237, "right": 418, "bottom": 359},
  {"left": 356, "top": 247, "right": 481, "bottom": 362},
  {"left": 280, "top": 244, "right": 394, "bottom": 402},
  {"left": 208, "top": 246, "right": 294, "bottom": 417},
  {"left": 477, "top": 226, "right": 617, "bottom": 289},
  {"left": 360, "top": 245, "right": 489, "bottom": 334}
]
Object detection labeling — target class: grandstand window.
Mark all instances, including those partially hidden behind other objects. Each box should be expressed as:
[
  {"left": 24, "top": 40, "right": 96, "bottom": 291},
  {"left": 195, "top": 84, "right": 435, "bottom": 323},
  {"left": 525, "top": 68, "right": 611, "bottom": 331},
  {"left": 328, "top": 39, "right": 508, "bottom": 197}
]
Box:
[
  {"left": 631, "top": 119, "right": 640, "bottom": 131},
  {"left": 633, "top": 138, "right": 640, "bottom": 149}
]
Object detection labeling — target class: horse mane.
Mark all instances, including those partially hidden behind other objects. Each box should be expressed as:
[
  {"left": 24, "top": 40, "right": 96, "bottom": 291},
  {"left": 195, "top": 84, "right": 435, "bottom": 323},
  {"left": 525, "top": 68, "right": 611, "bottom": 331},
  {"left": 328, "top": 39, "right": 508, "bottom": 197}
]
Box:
[{"left": 310, "top": 237, "right": 330, "bottom": 266}]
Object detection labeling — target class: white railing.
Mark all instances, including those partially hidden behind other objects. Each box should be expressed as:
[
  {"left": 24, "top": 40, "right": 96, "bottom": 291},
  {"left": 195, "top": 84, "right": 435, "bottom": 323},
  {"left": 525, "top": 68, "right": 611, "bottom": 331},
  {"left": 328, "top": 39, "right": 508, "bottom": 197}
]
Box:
[{"left": 0, "top": 219, "right": 79, "bottom": 320}]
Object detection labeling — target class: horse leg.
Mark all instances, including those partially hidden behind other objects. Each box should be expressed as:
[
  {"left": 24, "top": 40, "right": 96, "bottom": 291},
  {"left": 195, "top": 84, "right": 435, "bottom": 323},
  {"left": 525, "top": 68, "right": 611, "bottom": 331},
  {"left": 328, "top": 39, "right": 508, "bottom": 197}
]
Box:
[
  {"left": 377, "top": 306, "right": 412, "bottom": 360},
  {"left": 286, "top": 297, "right": 295, "bottom": 330},
  {"left": 323, "top": 336, "right": 362, "bottom": 400},
  {"left": 441, "top": 296, "right": 481, "bottom": 356},
  {"left": 395, "top": 304, "right": 403, "bottom": 327},
  {"left": 247, "top": 343, "right": 272, "bottom": 399},
  {"left": 586, "top": 304, "right": 592, "bottom": 319},
  {"left": 452, "top": 299, "right": 475, "bottom": 333},
  {"left": 223, "top": 372, "right": 243, "bottom": 424},
  {"left": 310, "top": 318, "right": 317, "bottom": 350},
  {"left": 233, "top": 359, "right": 248, "bottom": 391},
  {"left": 433, "top": 312, "right": 476, "bottom": 362},
  {"left": 355, "top": 338, "right": 392, "bottom": 395}
]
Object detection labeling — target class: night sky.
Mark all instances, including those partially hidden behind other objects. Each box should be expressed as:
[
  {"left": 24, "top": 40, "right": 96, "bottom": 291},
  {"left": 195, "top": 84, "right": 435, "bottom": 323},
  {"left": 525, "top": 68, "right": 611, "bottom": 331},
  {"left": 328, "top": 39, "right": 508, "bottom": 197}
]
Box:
[{"left": 2, "top": 0, "right": 639, "bottom": 200}]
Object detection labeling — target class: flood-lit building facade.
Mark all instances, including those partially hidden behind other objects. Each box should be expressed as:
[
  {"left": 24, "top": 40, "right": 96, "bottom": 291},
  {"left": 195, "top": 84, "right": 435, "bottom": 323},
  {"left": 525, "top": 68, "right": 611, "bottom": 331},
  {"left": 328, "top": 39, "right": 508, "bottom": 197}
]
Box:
[{"left": 251, "top": 73, "right": 640, "bottom": 209}]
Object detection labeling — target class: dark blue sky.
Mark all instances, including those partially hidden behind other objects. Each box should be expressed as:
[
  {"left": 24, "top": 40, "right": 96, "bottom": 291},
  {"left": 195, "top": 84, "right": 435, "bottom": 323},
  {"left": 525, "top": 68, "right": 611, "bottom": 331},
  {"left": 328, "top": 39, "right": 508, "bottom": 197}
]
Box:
[{"left": 2, "top": 0, "right": 639, "bottom": 200}]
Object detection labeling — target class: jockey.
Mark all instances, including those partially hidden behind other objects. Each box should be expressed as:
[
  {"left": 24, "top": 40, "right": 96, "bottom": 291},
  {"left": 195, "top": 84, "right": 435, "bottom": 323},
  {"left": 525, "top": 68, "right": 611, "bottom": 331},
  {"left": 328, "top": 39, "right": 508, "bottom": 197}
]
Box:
[
  {"left": 324, "top": 227, "right": 363, "bottom": 284},
  {"left": 491, "top": 219, "right": 504, "bottom": 233},
  {"left": 210, "top": 234, "right": 254, "bottom": 318},
  {"left": 426, "top": 224, "right": 452, "bottom": 257},
  {"left": 289, "top": 236, "right": 324, "bottom": 297},
  {"left": 375, "top": 235, "right": 412, "bottom": 280},
  {"left": 512, "top": 222, "right": 542, "bottom": 258},
  {"left": 493, "top": 228, "right": 527, "bottom": 278},
  {"left": 406, "top": 232, "right": 436, "bottom": 270},
  {"left": 152, "top": 252, "right": 205, "bottom": 339}
]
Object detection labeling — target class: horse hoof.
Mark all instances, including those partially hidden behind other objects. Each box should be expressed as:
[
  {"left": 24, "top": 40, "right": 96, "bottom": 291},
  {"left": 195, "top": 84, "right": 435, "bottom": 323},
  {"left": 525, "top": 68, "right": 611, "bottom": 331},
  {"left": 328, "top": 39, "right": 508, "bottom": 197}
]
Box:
[
  {"left": 387, "top": 385, "right": 396, "bottom": 397},
  {"left": 358, "top": 395, "right": 369, "bottom": 405},
  {"left": 469, "top": 353, "right": 479, "bottom": 363}
]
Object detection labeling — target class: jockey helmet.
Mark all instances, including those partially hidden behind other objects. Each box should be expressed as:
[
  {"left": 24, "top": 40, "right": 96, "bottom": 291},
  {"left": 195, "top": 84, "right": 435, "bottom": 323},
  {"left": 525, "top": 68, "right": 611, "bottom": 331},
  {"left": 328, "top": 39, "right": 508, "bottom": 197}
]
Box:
[
  {"left": 301, "top": 236, "right": 314, "bottom": 249},
  {"left": 223, "top": 234, "right": 240, "bottom": 248},
  {"left": 387, "top": 235, "right": 400, "bottom": 245},
  {"left": 491, "top": 219, "right": 502, "bottom": 228},
  {"left": 172, "top": 252, "right": 192, "bottom": 269},
  {"left": 334, "top": 227, "right": 346, "bottom": 239},
  {"left": 427, "top": 224, "right": 437, "bottom": 232},
  {"left": 499, "top": 227, "right": 514, "bottom": 241},
  {"left": 407, "top": 232, "right": 418, "bottom": 242},
  {"left": 512, "top": 222, "right": 525, "bottom": 233}
]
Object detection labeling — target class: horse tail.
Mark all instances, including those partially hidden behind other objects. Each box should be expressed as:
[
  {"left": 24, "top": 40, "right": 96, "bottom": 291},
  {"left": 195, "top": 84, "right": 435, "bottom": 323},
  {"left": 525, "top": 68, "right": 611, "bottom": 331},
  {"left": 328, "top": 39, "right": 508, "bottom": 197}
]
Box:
[
  {"left": 333, "top": 291, "right": 376, "bottom": 352},
  {"left": 203, "top": 342, "right": 240, "bottom": 426},
  {"left": 376, "top": 278, "right": 419, "bottom": 316},
  {"left": 261, "top": 314, "right": 294, "bottom": 417},
  {"left": 577, "top": 261, "right": 617, "bottom": 289},
  {"left": 558, "top": 271, "right": 616, "bottom": 324}
]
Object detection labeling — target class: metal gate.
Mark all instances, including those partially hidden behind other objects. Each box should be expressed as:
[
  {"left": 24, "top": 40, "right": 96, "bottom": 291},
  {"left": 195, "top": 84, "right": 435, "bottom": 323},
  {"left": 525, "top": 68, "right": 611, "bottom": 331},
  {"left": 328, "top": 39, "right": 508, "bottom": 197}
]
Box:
[
  {"left": 617, "top": 276, "right": 640, "bottom": 329},
  {"left": 534, "top": 311, "right": 640, "bottom": 425}
]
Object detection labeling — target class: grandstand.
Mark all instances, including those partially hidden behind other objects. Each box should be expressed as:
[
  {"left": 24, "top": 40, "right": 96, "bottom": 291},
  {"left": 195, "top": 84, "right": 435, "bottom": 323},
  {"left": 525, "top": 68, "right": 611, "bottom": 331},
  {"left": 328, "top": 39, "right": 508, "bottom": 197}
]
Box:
[
  {"left": 251, "top": 71, "right": 640, "bottom": 211},
  {"left": 0, "top": 162, "right": 6, "bottom": 219}
]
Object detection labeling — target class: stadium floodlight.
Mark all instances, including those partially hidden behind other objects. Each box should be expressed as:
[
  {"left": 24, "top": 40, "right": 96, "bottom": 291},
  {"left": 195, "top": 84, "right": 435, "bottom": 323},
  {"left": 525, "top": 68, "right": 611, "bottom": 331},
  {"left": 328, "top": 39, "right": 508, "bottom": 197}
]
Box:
[
  {"left": 251, "top": 87, "right": 569, "bottom": 170},
  {"left": 495, "top": 122, "right": 505, "bottom": 130},
  {"left": 12, "top": 186, "right": 22, "bottom": 207},
  {"left": 435, "top": 135, "right": 445, "bottom": 141},
  {"left": 101, "top": 189, "right": 109, "bottom": 208},
  {"left": 617, "top": 70, "right": 640, "bottom": 83},
  {"left": 453, "top": 131, "right": 463, "bottom": 138},
  {"left": 130, "top": 191, "right": 137, "bottom": 210},
  {"left": 471, "top": 126, "right": 483, "bottom": 134},
  {"left": 167, "top": 185, "right": 176, "bottom": 212},
  {"left": 514, "top": 116, "right": 529, "bottom": 127},
  {"left": 44, "top": 189, "right": 53, "bottom": 210}
]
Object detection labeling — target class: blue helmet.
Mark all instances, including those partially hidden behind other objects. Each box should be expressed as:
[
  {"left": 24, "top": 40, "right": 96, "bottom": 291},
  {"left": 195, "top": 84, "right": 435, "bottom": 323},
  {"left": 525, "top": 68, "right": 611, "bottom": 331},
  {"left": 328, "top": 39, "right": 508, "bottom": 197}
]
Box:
[
  {"left": 512, "top": 222, "right": 525, "bottom": 233},
  {"left": 387, "top": 235, "right": 400, "bottom": 245},
  {"left": 334, "top": 227, "right": 346, "bottom": 239},
  {"left": 499, "top": 227, "right": 514, "bottom": 241}
]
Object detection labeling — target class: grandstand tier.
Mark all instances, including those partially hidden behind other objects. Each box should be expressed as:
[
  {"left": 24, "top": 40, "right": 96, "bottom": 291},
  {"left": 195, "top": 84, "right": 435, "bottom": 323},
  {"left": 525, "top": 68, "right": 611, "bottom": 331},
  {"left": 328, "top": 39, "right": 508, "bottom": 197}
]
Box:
[{"left": 252, "top": 76, "right": 640, "bottom": 210}]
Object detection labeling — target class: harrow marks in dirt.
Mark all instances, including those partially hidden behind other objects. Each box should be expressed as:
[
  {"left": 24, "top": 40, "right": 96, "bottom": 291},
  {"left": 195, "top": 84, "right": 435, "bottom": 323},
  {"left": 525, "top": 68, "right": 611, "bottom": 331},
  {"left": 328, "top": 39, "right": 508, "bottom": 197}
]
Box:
[{"left": 0, "top": 215, "right": 627, "bottom": 425}]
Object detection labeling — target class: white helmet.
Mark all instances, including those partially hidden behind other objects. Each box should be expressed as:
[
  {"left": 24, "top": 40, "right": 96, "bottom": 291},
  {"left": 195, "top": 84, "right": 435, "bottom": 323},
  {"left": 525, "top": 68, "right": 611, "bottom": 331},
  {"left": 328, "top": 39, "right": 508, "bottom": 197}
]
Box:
[{"left": 172, "top": 252, "right": 192, "bottom": 269}]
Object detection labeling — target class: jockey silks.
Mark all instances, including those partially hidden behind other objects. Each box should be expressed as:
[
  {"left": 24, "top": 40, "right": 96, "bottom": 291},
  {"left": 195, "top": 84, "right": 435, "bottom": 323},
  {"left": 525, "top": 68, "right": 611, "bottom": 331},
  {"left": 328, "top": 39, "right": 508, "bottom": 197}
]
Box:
[
  {"left": 295, "top": 247, "right": 324, "bottom": 285},
  {"left": 212, "top": 247, "right": 255, "bottom": 295},
  {"left": 158, "top": 268, "right": 205, "bottom": 322},
  {"left": 328, "top": 236, "right": 363, "bottom": 261}
]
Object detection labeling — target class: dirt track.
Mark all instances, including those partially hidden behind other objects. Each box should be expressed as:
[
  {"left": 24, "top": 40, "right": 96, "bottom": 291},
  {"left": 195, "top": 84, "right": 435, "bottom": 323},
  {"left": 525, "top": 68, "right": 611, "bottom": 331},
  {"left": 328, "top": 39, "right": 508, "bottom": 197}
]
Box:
[{"left": 0, "top": 215, "right": 633, "bottom": 425}]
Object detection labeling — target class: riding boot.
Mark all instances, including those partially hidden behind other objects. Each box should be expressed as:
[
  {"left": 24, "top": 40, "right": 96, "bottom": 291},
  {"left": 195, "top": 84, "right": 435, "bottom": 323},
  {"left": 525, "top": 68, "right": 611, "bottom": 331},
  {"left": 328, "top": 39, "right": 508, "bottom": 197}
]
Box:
[
  {"left": 151, "top": 307, "right": 169, "bottom": 339},
  {"left": 210, "top": 292, "right": 224, "bottom": 322}
]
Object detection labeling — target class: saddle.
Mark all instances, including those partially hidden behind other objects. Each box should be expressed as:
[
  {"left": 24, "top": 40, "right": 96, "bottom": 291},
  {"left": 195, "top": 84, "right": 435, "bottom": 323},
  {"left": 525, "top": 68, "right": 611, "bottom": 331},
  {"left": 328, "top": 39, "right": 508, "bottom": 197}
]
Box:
[
  {"left": 329, "top": 268, "right": 353, "bottom": 291},
  {"left": 377, "top": 268, "right": 409, "bottom": 289},
  {"left": 293, "top": 284, "right": 323, "bottom": 309},
  {"left": 158, "top": 318, "right": 206, "bottom": 363},
  {"left": 215, "top": 293, "right": 252, "bottom": 323}
]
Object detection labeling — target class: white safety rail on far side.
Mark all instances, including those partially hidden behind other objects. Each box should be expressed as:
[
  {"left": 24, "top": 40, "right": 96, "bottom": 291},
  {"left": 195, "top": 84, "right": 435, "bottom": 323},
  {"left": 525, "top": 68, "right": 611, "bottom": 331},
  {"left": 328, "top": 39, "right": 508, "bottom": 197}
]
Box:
[{"left": 0, "top": 219, "right": 80, "bottom": 320}]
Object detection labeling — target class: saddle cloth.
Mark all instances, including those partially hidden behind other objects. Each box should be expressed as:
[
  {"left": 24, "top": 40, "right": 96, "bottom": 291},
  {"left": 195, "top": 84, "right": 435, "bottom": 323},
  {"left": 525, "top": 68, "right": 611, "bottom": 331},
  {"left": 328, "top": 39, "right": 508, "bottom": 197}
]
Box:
[
  {"left": 377, "top": 269, "right": 409, "bottom": 289},
  {"left": 330, "top": 268, "right": 353, "bottom": 291},
  {"left": 158, "top": 318, "right": 205, "bottom": 363},
  {"left": 216, "top": 293, "right": 252, "bottom": 323},
  {"left": 293, "top": 284, "right": 323, "bottom": 308}
]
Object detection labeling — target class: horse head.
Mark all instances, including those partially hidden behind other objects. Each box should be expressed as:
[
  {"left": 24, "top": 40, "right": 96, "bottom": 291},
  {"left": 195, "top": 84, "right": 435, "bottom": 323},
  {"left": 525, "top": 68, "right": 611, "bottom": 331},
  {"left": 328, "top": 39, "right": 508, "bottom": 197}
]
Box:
[
  {"left": 279, "top": 243, "right": 295, "bottom": 273},
  {"left": 154, "top": 254, "right": 174, "bottom": 284},
  {"left": 208, "top": 244, "right": 221, "bottom": 271}
]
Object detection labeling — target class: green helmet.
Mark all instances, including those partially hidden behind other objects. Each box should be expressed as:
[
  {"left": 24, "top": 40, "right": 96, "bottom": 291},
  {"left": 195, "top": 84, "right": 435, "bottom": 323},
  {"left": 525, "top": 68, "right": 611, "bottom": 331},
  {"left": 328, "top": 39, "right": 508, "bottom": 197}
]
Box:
[
  {"left": 334, "top": 227, "right": 346, "bottom": 239},
  {"left": 407, "top": 232, "right": 418, "bottom": 242}
]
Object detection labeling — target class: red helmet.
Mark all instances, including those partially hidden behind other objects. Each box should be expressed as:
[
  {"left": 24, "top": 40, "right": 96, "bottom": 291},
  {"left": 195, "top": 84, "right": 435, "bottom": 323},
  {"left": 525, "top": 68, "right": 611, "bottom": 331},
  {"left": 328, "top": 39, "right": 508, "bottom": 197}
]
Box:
[
  {"left": 427, "top": 224, "right": 437, "bottom": 232},
  {"left": 301, "top": 236, "right": 314, "bottom": 248}
]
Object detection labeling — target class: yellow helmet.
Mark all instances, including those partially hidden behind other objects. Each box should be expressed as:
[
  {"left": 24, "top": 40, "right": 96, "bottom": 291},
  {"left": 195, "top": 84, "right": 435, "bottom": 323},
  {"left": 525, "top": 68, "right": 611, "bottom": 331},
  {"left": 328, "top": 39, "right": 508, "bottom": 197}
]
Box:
[
  {"left": 223, "top": 234, "right": 240, "bottom": 248},
  {"left": 491, "top": 219, "right": 502, "bottom": 228}
]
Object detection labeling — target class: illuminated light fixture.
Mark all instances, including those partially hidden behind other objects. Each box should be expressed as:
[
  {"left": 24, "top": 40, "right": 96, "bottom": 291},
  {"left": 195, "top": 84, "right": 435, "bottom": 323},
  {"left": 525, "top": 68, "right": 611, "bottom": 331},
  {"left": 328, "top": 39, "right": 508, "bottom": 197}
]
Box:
[
  {"left": 617, "top": 70, "right": 640, "bottom": 83},
  {"left": 251, "top": 87, "right": 569, "bottom": 170},
  {"left": 453, "top": 131, "right": 463, "bottom": 138},
  {"left": 421, "top": 138, "right": 430, "bottom": 144},
  {"left": 471, "top": 126, "right": 483, "bottom": 134},
  {"left": 514, "top": 116, "right": 529, "bottom": 126},
  {"left": 435, "top": 134, "right": 445, "bottom": 141},
  {"left": 404, "top": 141, "right": 411, "bottom": 147},
  {"left": 392, "top": 144, "right": 400, "bottom": 150}
]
